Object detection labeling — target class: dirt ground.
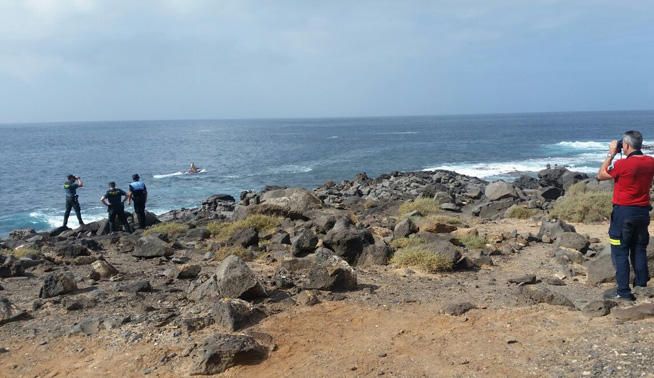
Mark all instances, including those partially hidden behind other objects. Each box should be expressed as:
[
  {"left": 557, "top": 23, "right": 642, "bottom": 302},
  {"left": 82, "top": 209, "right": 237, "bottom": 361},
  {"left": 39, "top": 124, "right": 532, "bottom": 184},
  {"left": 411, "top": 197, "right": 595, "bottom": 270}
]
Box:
[{"left": 3, "top": 219, "right": 654, "bottom": 377}]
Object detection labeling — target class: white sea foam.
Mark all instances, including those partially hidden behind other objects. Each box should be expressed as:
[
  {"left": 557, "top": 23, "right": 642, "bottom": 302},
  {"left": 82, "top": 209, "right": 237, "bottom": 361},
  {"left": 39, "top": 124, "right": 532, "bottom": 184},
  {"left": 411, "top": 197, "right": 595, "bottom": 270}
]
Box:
[
  {"left": 376, "top": 131, "right": 418, "bottom": 135},
  {"left": 554, "top": 141, "right": 606, "bottom": 150},
  {"left": 153, "top": 169, "right": 207, "bottom": 179},
  {"left": 265, "top": 164, "right": 313, "bottom": 174},
  {"left": 29, "top": 211, "right": 106, "bottom": 229},
  {"left": 424, "top": 155, "right": 602, "bottom": 179},
  {"left": 153, "top": 171, "right": 184, "bottom": 179},
  {"left": 327, "top": 136, "right": 339, "bottom": 139}
]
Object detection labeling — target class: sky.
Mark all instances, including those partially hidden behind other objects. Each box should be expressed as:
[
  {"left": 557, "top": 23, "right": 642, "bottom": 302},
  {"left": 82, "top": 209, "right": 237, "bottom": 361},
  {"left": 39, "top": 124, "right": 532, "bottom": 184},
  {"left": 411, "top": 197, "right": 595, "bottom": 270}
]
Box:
[{"left": 0, "top": 0, "right": 653, "bottom": 123}]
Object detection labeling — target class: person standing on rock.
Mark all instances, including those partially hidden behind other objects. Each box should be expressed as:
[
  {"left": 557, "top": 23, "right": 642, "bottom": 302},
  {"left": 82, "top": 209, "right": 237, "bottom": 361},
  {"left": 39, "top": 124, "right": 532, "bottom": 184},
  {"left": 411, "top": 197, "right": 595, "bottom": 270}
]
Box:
[
  {"left": 597, "top": 130, "right": 654, "bottom": 301},
  {"left": 62, "top": 174, "right": 84, "bottom": 228},
  {"left": 100, "top": 181, "right": 132, "bottom": 233},
  {"left": 127, "top": 173, "right": 148, "bottom": 229}
]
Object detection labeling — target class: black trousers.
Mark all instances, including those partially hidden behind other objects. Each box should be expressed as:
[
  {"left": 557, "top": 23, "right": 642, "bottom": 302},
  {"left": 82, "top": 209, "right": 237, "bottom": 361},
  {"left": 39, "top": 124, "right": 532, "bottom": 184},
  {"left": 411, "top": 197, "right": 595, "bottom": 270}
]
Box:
[
  {"left": 133, "top": 200, "right": 146, "bottom": 229},
  {"left": 64, "top": 196, "right": 83, "bottom": 226},
  {"left": 108, "top": 205, "right": 132, "bottom": 233}
]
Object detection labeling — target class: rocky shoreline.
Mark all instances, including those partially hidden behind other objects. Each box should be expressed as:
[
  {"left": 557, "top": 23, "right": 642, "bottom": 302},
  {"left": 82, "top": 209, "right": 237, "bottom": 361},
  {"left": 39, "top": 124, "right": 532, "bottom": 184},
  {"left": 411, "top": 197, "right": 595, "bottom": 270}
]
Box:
[{"left": 2, "top": 167, "right": 654, "bottom": 376}]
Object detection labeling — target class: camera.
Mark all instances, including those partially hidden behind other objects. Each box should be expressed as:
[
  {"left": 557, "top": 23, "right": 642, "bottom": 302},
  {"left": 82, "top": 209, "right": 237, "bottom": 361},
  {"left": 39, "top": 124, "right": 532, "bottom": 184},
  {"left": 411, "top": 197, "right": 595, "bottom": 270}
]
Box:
[{"left": 616, "top": 140, "right": 623, "bottom": 154}]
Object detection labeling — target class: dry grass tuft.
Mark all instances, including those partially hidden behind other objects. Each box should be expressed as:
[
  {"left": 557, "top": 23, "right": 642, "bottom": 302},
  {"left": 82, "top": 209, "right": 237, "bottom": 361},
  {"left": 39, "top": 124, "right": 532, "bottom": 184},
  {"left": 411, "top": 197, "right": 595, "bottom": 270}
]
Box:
[
  {"left": 399, "top": 198, "right": 440, "bottom": 217},
  {"left": 208, "top": 215, "right": 282, "bottom": 241},
  {"left": 458, "top": 234, "right": 487, "bottom": 249},
  {"left": 390, "top": 246, "right": 454, "bottom": 273},
  {"left": 144, "top": 222, "right": 189, "bottom": 237},
  {"left": 550, "top": 182, "right": 612, "bottom": 223},
  {"left": 505, "top": 205, "right": 537, "bottom": 219}
]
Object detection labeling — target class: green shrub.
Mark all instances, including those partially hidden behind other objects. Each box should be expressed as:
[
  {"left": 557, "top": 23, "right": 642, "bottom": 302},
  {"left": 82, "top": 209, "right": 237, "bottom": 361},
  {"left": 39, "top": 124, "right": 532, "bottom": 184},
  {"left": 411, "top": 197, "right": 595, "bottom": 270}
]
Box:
[
  {"left": 390, "top": 236, "right": 427, "bottom": 250},
  {"left": 505, "top": 205, "right": 536, "bottom": 219},
  {"left": 399, "top": 198, "right": 440, "bottom": 217},
  {"left": 390, "top": 246, "right": 454, "bottom": 273},
  {"left": 550, "top": 185, "right": 612, "bottom": 223},
  {"left": 458, "top": 234, "right": 487, "bottom": 249},
  {"left": 208, "top": 215, "right": 282, "bottom": 241},
  {"left": 144, "top": 222, "right": 189, "bottom": 237}
]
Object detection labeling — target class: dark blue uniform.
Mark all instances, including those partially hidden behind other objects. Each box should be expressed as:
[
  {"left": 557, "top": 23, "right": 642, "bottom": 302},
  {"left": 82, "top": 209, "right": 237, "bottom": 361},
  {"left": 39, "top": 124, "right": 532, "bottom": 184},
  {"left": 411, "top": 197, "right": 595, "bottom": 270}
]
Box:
[
  {"left": 63, "top": 180, "right": 83, "bottom": 227},
  {"left": 129, "top": 181, "right": 147, "bottom": 229},
  {"left": 104, "top": 188, "right": 132, "bottom": 233}
]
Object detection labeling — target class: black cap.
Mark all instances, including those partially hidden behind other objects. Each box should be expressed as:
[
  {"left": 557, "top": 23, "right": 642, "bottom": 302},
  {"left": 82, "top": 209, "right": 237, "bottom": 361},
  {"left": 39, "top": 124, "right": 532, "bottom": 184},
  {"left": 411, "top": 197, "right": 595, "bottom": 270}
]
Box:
[
  {"left": 67, "top": 174, "right": 75, "bottom": 180},
  {"left": 108, "top": 181, "right": 116, "bottom": 188},
  {"left": 132, "top": 174, "right": 140, "bottom": 181}
]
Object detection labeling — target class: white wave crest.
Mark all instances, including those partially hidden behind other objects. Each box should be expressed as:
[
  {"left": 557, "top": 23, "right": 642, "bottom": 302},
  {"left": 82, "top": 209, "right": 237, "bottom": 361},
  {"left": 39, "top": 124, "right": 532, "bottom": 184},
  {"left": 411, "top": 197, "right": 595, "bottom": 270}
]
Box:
[
  {"left": 554, "top": 141, "right": 606, "bottom": 150},
  {"left": 265, "top": 164, "right": 313, "bottom": 175},
  {"left": 153, "top": 171, "right": 184, "bottom": 179}
]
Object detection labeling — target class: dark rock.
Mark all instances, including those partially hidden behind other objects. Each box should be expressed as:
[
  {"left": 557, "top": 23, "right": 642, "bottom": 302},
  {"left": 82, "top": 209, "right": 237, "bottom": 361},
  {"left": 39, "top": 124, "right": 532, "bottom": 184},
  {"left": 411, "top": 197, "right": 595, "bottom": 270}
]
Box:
[
  {"left": 441, "top": 302, "right": 476, "bottom": 316},
  {"left": 228, "top": 227, "right": 259, "bottom": 248},
  {"left": 393, "top": 218, "right": 418, "bottom": 238},
  {"left": 537, "top": 219, "right": 576, "bottom": 242},
  {"left": 190, "top": 333, "right": 268, "bottom": 375},
  {"left": 186, "top": 228, "right": 211, "bottom": 241},
  {"left": 422, "top": 222, "right": 457, "bottom": 234},
  {"left": 357, "top": 236, "right": 392, "bottom": 266},
  {"left": 49, "top": 226, "right": 70, "bottom": 237},
  {"left": 543, "top": 277, "right": 566, "bottom": 286},
  {"left": 63, "top": 296, "right": 97, "bottom": 311},
  {"left": 312, "top": 214, "right": 337, "bottom": 233},
  {"left": 202, "top": 194, "right": 236, "bottom": 213},
  {"left": 484, "top": 181, "right": 517, "bottom": 201},
  {"left": 514, "top": 175, "right": 539, "bottom": 190},
  {"left": 560, "top": 171, "right": 589, "bottom": 191},
  {"left": 177, "top": 264, "right": 201, "bottom": 279},
  {"left": 291, "top": 229, "right": 318, "bottom": 257},
  {"left": 39, "top": 271, "right": 77, "bottom": 298},
  {"left": 211, "top": 298, "right": 265, "bottom": 331},
  {"left": 278, "top": 250, "right": 357, "bottom": 291},
  {"left": 132, "top": 235, "right": 173, "bottom": 258},
  {"left": 473, "top": 198, "right": 516, "bottom": 219},
  {"left": 0, "top": 297, "right": 29, "bottom": 325},
  {"left": 295, "top": 290, "right": 320, "bottom": 306},
  {"left": 0, "top": 256, "right": 25, "bottom": 278},
  {"left": 582, "top": 300, "right": 616, "bottom": 318},
  {"left": 89, "top": 259, "right": 119, "bottom": 281},
  {"left": 586, "top": 247, "right": 614, "bottom": 285},
  {"left": 439, "top": 203, "right": 461, "bottom": 212},
  {"left": 117, "top": 280, "right": 152, "bottom": 293},
  {"left": 180, "top": 316, "right": 215, "bottom": 334},
  {"left": 54, "top": 243, "right": 91, "bottom": 258},
  {"left": 520, "top": 285, "right": 575, "bottom": 308},
  {"left": 508, "top": 274, "right": 537, "bottom": 285},
  {"left": 555, "top": 232, "right": 589, "bottom": 252},
  {"left": 539, "top": 186, "right": 563, "bottom": 201},
  {"left": 538, "top": 167, "right": 569, "bottom": 188},
  {"left": 260, "top": 188, "right": 322, "bottom": 213},
  {"left": 188, "top": 255, "right": 266, "bottom": 301},
  {"left": 70, "top": 317, "right": 102, "bottom": 336},
  {"left": 323, "top": 218, "right": 371, "bottom": 264},
  {"left": 612, "top": 303, "right": 654, "bottom": 322},
  {"left": 269, "top": 231, "right": 291, "bottom": 245},
  {"left": 9, "top": 229, "right": 36, "bottom": 241},
  {"left": 554, "top": 248, "right": 585, "bottom": 265}
]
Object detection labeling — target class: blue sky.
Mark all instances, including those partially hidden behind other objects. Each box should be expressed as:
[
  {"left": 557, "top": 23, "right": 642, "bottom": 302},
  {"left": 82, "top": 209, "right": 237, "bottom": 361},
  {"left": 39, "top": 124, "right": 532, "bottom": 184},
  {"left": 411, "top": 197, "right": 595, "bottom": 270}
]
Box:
[{"left": 1, "top": 0, "right": 653, "bottom": 123}]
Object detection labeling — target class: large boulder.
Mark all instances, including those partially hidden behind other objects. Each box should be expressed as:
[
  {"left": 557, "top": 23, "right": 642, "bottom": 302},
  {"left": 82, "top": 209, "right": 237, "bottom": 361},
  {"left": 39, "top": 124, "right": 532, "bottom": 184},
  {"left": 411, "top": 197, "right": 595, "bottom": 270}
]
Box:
[
  {"left": 0, "top": 297, "right": 28, "bottom": 325},
  {"left": 211, "top": 298, "right": 265, "bottom": 331},
  {"left": 394, "top": 218, "right": 418, "bottom": 238},
  {"left": 276, "top": 250, "right": 357, "bottom": 291},
  {"left": 227, "top": 227, "right": 259, "bottom": 248},
  {"left": 357, "top": 236, "right": 393, "bottom": 266},
  {"left": 484, "top": 181, "right": 517, "bottom": 201},
  {"left": 39, "top": 271, "right": 77, "bottom": 298},
  {"left": 53, "top": 242, "right": 91, "bottom": 258},
  {"left": 473, "top": 198, "right": 516, "bottom": 219},
  {"left": 202, "top": 194, "right": 237, "bottom": 213},
  {"left": 191, "top": 333, "right": 268, "bottom": 375},
  {"left": 291, "top": 229, "right": 318, "bottom": 257},
  {"left": 538, "top": 167, "right": 569, "bottom": 188},
  {"left": 555, "top": 232, "right": 589, "bottom": 252},
  {"left": 323, "top": 218, "right": 373, "bottom": 264},
  {"left": 0, "top": 256, "right": 25, "bottom": 278},
  {"left": 9, "top": 229, "right": 36, "bottom": 241},
  {"left": 89, "top": 259, "right": 119, "bottom": 280},
  {"left": 537, "top": 219, "right": 576, "bottom": 242},
  {"left": 188, "top": 256, "right": 266, "bottom": 301},
  {"left": 132, "top": 235, "right": 173, "bottom": 258},
  {"left": 260, "top": 188, "right": 322, "bottom": 213},
  {"left": 520, "top": 285, "right": 575, "bottom": 308}
]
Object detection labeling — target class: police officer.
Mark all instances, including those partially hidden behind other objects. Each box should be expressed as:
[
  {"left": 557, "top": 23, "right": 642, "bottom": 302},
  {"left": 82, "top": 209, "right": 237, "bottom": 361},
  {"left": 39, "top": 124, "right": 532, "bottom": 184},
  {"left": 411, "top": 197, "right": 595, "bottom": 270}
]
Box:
[
  {"left": 63, "top": 174, "right": 84, "bottom": 228},
  {"left": 100, "top": 182, "right": 132, "bottom": 233},
  {"left": 597, "top": 130, "right": 654, "bottom": 301},
  {"left": 127, "top": 174, "right": 148, "bottom": 229}
]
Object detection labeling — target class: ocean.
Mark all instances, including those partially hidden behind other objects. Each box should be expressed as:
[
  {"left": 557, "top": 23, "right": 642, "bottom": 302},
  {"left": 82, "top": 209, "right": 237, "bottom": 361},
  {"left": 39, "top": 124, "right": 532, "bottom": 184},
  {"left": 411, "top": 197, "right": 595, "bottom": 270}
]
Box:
[{"left": 1, "top": 110, "right": 653, "bottom": 236}]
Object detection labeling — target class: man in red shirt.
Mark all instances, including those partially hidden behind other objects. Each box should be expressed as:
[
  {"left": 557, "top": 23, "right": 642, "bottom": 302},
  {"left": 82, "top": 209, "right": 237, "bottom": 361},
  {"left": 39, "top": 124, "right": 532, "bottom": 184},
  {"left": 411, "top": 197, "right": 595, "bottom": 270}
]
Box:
[{"left": 597, "top": 130, "right": 654, "bottom": 301}]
